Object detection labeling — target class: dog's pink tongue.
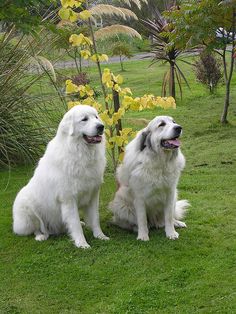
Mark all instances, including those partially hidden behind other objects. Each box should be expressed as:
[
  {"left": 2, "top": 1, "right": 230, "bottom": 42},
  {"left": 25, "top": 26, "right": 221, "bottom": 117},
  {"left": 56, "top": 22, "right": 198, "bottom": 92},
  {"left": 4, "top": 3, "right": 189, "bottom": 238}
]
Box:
[{"left": 168, "top": 139, "right": 180, "bottom": 147}]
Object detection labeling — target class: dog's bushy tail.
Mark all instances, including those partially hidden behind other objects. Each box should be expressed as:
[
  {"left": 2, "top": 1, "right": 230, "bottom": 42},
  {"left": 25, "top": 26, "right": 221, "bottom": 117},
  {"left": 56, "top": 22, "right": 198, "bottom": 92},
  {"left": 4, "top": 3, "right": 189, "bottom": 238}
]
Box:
[
  {"left": 109, "top": 186, "right": 137, "bottom": 229},
  {"left": 175, "top": 200, "right": 190, "bottom": 220}
]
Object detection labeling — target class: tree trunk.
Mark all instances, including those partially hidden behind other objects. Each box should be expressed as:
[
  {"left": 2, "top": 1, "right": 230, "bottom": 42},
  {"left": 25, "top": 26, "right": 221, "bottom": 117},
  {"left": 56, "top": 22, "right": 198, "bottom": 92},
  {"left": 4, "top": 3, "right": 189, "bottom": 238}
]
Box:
[
  {"left": 120, "top": 55, "right": 124, "bottom": 71},
  {"left": 220, "top": 8, "right": 235, "bottom": 124},
  {"left": 87, "top": 17, "right": 109, "bottom": 110},
  {"left": 169, "top": 62, "right": 175, "bottom": 99},
  {"left": 221, "top": 81, "right": 230, "bottom": 123}
]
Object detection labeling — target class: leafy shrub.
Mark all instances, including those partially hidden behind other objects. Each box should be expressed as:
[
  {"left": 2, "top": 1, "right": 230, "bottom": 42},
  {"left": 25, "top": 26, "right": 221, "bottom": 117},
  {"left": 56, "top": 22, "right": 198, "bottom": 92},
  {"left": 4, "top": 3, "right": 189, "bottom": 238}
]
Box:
[
  {"left": 194, "top": 51, "right": 223, "bottom": 93},
  {"left": 72, "top": 72, "right": 90, "bottom": 86},
  {"left": 111, "top": 42, "right": 133, "bottom": 71}
]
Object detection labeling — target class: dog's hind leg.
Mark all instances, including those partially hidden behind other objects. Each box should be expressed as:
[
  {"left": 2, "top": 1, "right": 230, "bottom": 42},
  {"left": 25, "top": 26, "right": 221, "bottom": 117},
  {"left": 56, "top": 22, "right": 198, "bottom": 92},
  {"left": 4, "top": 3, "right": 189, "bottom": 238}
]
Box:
[{"left": 33, "top": 212, "right": 49, "bottom": 241}]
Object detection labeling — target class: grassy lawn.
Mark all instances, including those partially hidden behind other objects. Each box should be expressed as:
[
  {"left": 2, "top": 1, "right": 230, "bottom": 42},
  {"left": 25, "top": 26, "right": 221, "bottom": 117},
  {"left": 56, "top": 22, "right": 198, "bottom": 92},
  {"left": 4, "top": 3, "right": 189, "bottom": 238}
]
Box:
[{"left": 1, "top": 59, "right": 236, "bottom": 313}]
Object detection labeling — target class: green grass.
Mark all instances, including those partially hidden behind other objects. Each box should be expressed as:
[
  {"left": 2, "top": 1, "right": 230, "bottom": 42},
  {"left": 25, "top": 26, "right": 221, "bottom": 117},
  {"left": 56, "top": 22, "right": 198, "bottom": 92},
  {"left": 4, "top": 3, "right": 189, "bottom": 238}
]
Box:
[{"left": 1, "top": 58, "right": 236, "bottom": 313}]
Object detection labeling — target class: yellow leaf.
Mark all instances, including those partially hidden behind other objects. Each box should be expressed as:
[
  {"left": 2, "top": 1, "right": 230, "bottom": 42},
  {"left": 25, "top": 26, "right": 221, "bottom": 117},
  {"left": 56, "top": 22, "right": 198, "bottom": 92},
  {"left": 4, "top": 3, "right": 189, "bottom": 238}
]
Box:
[
  {"left": 59, "top": 7, "right": 70, "bottom": 20},
  {"left": 69, "top": 10, "right": 79, "bottom": 22},
  {"left": 85, "top": 84, "right": 94, "bottom": 97},
  {"left": 69, "top": 33, "right": 84, "bottom": 46},
  {"left": 98, "top": 54, "right": 109, "bottom": 62},
  {"left": 118, "top": 152, "right": 125, "bottom": 162},
  {"left": 113, "top": 74, "right": 123, "bottom": 84},
  {"left": 113, "top": 84, "right": 121, "bottom": 92},
  {"left": 66, "top": 80, "right": 79, "bottom": 93},
  {"left": 79, "top": 10, "right": 92, "bottom": 20},
  {"left": 90, "top": 54, "right": 98, "bottom": 62},
  {"left": 105, "top": 94, "right": 113, "bottom": 102},
  {"left": 67, "top": 101, "right": 81, "bottom": 109},
  {"left": 80, "top": 49, "right": 91, "bottom": 59}
]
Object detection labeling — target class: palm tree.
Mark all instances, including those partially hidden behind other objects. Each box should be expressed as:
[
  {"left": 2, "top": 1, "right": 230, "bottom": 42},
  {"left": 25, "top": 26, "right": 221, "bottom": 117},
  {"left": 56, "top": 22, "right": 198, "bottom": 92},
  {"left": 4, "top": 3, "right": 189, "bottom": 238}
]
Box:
[{"left": 142, "top": 7, "right": 193, "bottom": 99}]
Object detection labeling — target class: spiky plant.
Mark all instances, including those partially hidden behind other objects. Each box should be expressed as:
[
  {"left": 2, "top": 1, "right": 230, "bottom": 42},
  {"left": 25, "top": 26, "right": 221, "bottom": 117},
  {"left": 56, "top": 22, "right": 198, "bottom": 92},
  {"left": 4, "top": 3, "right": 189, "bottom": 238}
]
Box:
[
  {"left": 0, "top": 32, "right": 66, "bottom": 168},
  {"left": 142, "top": 8, "right": 194, "bottom": 99}
]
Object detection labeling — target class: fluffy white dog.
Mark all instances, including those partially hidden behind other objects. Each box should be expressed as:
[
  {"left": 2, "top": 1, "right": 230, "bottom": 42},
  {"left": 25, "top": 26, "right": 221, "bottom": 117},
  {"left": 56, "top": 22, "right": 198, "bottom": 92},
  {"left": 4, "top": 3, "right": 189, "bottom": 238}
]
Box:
[
  {"left": 110, "top": 116, "right": 189, "bottom": 241},
  {"left": 13, "top": 105, "right": 109, "bottom": 248}
]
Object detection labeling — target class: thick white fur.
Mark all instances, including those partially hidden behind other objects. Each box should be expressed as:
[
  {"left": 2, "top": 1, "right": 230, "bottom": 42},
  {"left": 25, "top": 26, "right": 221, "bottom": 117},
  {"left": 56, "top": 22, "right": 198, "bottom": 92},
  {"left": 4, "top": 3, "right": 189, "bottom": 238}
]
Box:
[
  {"left": 13, "top": 105, "right": 109, "bottom": 248},
  {"left": 110, "top": 116, "right": 190, "bottom": 241}
]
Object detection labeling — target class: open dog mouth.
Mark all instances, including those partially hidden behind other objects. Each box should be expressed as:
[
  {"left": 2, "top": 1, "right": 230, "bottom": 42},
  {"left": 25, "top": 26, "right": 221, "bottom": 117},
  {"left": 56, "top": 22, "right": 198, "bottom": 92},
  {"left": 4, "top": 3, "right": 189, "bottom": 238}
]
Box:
[
  {"left": 83, "top": 134, "right": 102, "bottom": 144},
  {"left": 161, "top": 138, "right": 180, "bottom": 149}
]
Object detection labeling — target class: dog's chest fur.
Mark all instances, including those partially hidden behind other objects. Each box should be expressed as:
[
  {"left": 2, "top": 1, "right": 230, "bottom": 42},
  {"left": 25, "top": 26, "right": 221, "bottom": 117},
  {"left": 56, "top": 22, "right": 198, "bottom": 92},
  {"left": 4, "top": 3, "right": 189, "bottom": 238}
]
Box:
[{"left": 129, "top": 151, "right": 183, "bottom": 204}]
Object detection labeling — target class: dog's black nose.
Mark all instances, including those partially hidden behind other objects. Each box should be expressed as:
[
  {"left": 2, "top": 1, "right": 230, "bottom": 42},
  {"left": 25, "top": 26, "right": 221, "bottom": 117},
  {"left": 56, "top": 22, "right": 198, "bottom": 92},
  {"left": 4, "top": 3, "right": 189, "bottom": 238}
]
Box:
[
  {"left": 174, "top": 125, "right": 182, "bottom": 135},
  {"left": 97, "top": 124, "right": 104, "bottom": 134}
]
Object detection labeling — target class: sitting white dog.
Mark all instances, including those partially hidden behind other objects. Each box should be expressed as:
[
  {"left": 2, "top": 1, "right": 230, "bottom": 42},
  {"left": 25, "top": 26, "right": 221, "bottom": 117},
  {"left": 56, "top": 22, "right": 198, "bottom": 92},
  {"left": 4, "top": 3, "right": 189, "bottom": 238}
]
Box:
[
  {"left": 13, "top": 105, "right": 109, "bottom": 248},
  {"left": 110, "top": 116, "right": 189, "bottom": 241}
]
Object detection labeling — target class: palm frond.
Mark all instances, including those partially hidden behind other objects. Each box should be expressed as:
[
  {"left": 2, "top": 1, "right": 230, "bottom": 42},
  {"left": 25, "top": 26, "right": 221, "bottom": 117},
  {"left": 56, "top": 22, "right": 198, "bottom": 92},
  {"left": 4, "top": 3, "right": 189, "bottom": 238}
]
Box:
[{"left": 95, "top": 25, "right": 141, "bottom": 40}]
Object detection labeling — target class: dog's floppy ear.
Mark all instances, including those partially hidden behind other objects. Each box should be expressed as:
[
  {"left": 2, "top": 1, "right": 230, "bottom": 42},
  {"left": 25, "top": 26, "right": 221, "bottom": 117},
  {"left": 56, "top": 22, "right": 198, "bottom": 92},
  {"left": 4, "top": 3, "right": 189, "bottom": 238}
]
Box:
[
  {"left": 59, "top": 111, "right": 74, "bottom": 136},
  {"left": 139, "top": 130, "right": 152, "bottom": 151}
]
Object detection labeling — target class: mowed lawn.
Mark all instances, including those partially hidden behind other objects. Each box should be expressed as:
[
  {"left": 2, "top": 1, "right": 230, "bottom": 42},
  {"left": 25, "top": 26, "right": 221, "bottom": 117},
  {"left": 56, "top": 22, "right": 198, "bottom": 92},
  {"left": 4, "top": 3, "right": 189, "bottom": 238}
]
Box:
[{"left": 0, "top": 59, "right": 236, "bottom": 313}]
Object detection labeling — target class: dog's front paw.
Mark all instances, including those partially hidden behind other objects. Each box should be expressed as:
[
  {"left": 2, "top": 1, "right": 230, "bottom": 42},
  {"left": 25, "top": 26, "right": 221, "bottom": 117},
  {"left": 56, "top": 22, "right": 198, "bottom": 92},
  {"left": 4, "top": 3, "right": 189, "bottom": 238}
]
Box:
[
  {"left": 137, "top": 233, "right": 149, "bottom": 241},
  {"left": 94, "top": 233, "right": 110, "bottom": 241},
  {"left": 75, "top": 240, "right": 91, "bottom": 249},
  {"left": 35, "top": 233, "right": 49, "bottom": 241},
  {"left": 166, "top": 229, "right": 179, "bottom": 240},
  {"left": 174, "top": 220, "right": 187, "bottom": 228}
]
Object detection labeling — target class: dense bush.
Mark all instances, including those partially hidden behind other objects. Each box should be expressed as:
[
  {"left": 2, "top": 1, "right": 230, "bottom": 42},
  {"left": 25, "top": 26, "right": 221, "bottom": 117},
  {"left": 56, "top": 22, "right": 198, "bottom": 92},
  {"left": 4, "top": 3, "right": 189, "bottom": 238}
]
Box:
[{"left": 194, "top": 51, "right": 223, "bottom": 93}]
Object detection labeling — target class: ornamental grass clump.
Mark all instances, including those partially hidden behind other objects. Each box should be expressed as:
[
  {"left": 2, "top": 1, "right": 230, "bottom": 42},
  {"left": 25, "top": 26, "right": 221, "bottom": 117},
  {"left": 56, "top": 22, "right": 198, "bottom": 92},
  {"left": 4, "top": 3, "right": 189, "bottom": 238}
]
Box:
[{"left": 0, "top": 35, "right": 64, "bottom": 168}]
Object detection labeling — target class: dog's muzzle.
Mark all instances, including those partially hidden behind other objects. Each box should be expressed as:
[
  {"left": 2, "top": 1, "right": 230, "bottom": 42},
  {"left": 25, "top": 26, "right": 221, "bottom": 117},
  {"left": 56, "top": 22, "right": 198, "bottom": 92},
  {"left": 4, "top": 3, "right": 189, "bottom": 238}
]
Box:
[
  {"left": 83, "top": 123, "right": 104, "bottom": 144},
  {"left": 161, "top": 125, "right": 182, "bottom": 149}
]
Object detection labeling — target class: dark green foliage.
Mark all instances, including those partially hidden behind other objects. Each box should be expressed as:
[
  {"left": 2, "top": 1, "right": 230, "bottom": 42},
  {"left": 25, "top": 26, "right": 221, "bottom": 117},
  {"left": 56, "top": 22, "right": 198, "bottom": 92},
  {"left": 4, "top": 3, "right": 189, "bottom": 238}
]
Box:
[{"left": 0, "top": 0, "right": 57, "bottom": 34}]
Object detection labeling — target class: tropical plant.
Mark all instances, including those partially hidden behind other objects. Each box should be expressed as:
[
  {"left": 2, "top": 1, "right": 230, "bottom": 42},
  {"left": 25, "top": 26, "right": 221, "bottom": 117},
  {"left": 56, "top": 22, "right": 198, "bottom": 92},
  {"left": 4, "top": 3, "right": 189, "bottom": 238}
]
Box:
[
  {"left": 111, "top": 42, "right": 133, "bottom": 71},
  {"left": 194, "top": 50, "right": 223, "bottom": 93},
  {"left": 142, "top": 7, "right": 193, "bottom": 99},
  {"left": 166, "top": 0, "right": 236, "bottom": 123}
]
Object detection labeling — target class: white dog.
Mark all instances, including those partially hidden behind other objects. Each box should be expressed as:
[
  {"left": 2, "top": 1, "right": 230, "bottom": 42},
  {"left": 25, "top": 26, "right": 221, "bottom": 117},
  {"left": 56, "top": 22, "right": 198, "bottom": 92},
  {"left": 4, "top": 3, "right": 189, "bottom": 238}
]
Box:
[
  {"left": 13, "top": 105, "right": 109, "bottom": 248},
  {"left": 110, "top": 116, "right": 189, "bottom": 241}
]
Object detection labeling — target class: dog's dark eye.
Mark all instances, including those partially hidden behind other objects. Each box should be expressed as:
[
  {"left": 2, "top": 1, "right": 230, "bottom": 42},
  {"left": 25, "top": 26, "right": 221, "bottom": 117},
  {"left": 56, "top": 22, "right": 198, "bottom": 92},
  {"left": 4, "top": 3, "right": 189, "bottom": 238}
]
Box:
[
  {"left": 96, "top": 116, "right": 98, "bottom": 119},
  {"left": 81, "top": 117, "right": 88, "bottom": 122},
  {"left": 172, "top": 120, "right": 176, "bottom": 124},
  {"left": 159, "top": 121, "right": 166, "bottom": 127}
]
